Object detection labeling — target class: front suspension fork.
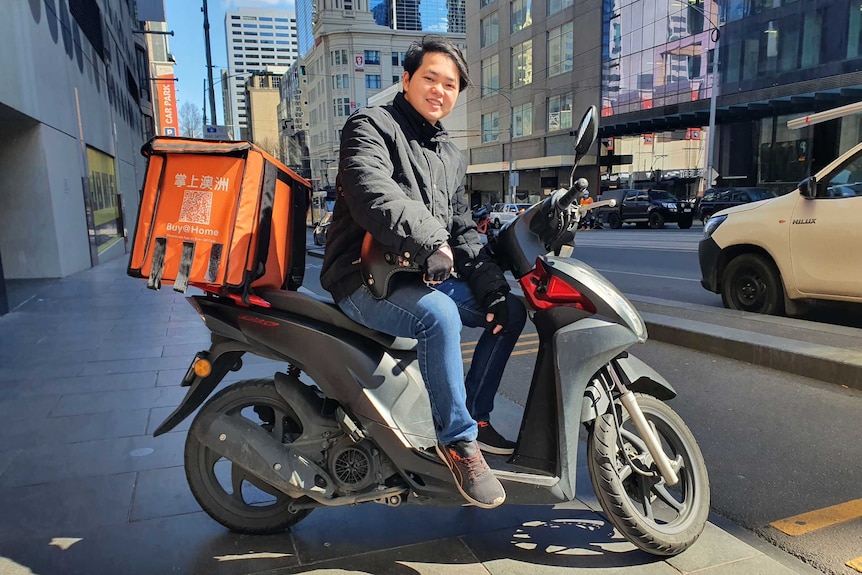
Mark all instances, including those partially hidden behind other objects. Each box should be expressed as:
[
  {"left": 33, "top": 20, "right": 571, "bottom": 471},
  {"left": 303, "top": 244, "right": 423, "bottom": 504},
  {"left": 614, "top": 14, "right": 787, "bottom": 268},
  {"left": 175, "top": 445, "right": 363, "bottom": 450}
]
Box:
[{"left": 607, "top": 365, "right": 680, "bottom": 486}]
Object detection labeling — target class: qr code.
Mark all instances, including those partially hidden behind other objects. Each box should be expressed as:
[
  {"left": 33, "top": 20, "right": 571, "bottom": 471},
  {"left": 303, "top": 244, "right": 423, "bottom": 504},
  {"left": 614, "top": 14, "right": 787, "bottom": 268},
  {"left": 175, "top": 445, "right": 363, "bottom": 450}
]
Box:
[{"left": 178, "top": 190, "right": 213, "bottom": 225}]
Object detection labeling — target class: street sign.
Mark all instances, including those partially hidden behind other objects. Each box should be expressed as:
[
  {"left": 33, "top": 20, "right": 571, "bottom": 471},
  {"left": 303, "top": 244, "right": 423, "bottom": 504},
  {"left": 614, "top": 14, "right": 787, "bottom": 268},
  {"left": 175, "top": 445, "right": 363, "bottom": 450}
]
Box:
[{"left": 203, "top": 125, "right": 229, "bottom": 140}]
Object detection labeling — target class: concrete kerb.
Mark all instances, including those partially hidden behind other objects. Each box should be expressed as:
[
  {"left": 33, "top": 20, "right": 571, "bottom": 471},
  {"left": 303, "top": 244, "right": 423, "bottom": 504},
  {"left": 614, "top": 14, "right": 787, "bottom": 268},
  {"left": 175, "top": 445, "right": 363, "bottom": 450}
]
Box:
[{"left": 641, "top": 312, "right": 862, "bottom": 391}]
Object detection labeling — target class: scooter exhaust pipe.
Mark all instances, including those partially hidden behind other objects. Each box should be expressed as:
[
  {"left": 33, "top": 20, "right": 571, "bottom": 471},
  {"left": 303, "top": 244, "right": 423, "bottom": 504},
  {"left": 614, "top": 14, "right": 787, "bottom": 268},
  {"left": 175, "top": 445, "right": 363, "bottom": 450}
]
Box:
[{"left": 193, "top": 411, "right": 336, "bottom": 499}]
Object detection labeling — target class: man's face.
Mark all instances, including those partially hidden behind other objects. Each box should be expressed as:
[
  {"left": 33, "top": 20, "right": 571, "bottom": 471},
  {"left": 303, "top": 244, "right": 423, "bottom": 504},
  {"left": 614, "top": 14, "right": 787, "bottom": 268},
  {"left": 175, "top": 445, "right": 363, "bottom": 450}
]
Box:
[{"left": 402, "top": 51, "right": 461, "bottom": 124}]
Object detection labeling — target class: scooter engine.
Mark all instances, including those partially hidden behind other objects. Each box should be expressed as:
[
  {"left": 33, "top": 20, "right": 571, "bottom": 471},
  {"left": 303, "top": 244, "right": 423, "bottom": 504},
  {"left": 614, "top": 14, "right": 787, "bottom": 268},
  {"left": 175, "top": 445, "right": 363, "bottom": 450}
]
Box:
[{"left": 328, "top": 436, "right": 384, "bottom": 493}]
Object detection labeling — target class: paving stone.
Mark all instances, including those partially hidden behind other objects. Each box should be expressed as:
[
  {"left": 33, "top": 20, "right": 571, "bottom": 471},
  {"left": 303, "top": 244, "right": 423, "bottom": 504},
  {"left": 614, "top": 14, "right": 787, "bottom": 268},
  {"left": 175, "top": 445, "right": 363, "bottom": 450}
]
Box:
[
  {"left": 130, "top": 466, "right": 202, "bottom": 521},
  {"left": 0, "top": 408, "right": 150, "bottom": 449},
  {"left": 665, "top": 522, "right": 758, "bottom": 573},
  {"left": 51, "top": 386, "right": 186, "bottom": 417}
]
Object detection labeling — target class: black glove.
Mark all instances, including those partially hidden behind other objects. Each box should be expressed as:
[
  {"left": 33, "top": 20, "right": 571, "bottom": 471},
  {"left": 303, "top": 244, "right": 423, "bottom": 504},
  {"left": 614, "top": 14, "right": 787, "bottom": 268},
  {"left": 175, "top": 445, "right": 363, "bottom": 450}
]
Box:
[
  {"left": 422, "top": 242, "right": 453, "bottom": 283},
  {"left": 484, "top": 291, "right": 509, "bottom": 335}
]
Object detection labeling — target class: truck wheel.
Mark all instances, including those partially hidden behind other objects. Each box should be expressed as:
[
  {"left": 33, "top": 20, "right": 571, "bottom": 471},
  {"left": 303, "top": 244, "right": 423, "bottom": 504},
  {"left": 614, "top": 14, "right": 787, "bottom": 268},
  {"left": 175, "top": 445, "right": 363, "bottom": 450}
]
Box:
[
  {"left": 678, "top": 217, "right": 693, "bottom": 229},
  {"left": 721, "top": 254, "right": 785, "bottom": 315},
  {"left": 608, "top": 213, "right": 623, "bottom": 229},
  {"left": 648, "top": 212, "right": 665, "bottom": 229}
]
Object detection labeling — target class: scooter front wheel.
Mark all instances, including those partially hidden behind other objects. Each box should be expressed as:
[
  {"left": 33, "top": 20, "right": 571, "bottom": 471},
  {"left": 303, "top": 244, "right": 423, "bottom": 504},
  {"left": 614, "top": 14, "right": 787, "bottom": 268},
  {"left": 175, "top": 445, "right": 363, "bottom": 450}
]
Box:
[
  {"left": 587, "top": 393, "right": 710, "bottom": 556},
  {"left": 185, "top": 378, "right": 313, "bottom": 534}
]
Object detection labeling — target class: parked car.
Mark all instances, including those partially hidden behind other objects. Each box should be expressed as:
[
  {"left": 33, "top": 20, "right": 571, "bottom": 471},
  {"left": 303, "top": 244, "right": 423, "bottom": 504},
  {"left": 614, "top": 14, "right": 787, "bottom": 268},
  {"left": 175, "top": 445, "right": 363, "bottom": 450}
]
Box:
[
  {"left": 313, "top": 211, "right": 332, "bottom": 246},
  {"left": 699, "top": 141, "right": 862, "bottom": 316},
  {"left": 695, "top": 187, "right": 776, "bottom": 222},
  {"left": 599, "top": 189, "right": 694, "bottom": 229},
  {"left": 489, "top": 203, "right": 531, "bottom": 228}
]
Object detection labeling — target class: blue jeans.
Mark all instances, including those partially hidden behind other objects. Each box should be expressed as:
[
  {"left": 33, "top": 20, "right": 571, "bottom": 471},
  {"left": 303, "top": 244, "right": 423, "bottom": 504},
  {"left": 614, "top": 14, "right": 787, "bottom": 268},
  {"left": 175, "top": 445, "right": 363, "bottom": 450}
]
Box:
[{"left": 338, "top": 277, "right": 527, "bottom": 446}]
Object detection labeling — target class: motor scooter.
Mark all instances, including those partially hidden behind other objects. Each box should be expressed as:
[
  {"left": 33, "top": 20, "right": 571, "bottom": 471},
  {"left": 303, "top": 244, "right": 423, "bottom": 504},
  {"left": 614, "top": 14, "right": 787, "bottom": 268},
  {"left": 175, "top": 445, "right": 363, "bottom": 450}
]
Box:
[{"left": 153, "top": 106, "right": 709, "bottom": 556}]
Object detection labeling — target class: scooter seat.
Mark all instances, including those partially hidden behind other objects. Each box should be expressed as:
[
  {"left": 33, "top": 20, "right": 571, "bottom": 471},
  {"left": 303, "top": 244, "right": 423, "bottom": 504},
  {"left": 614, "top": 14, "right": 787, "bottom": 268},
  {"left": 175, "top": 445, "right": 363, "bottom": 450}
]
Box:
[{"left": 258, "top": 288, "right": 418, "bottom": 351}]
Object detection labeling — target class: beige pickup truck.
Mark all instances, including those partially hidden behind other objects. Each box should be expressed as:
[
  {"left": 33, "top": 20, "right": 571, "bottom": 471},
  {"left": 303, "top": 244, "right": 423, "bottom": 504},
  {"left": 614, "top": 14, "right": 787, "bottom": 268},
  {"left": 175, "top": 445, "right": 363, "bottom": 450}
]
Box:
[{"left": 699, "top": 141, "right": 862, "bottom": 315}]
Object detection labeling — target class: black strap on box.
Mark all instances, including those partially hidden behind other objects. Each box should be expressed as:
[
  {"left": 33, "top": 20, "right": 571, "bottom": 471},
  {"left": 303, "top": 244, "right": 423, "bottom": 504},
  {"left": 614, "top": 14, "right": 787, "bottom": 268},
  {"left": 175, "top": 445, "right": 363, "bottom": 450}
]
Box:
[
  {"left": 205, "top": 243, "right": 223, "bottom": 284},
  {"left": 173, "top": 241, "right": 196, "bottom": 293},
  {"left": 147, "top": 237, "right": 167, "bottom": 291}
]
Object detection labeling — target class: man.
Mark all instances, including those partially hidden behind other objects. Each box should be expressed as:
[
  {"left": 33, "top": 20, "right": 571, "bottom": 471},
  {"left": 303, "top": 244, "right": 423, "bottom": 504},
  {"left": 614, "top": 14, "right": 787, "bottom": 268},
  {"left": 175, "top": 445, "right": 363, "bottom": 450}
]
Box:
[
  {"left": 320, "top": 37, "right": 526, "bottom": 509},
  {"left": 578, "top": 188, "right": 595, "bottom": 229}
]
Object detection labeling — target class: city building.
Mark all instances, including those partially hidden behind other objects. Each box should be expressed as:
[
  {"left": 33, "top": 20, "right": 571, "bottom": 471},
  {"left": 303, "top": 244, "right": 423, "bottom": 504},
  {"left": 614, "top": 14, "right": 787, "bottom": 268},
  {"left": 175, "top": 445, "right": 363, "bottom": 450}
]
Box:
[
  {"left": 244, "top": 69, "right": 287, "bottom": 156},
  {"left": 370, "top": 0, "right": 466, "bottom": 33},
  {"left": 223, "top": 8, "right": 299, "bottom": 140},
  {"left": 295, "top": 0, "right": 316, "bottom": 58},
  {"left": 0, "top": 0, "right": 156, "bottom": 315},
  {"left": 144, "top": 19, "right": 178, "bottom": 136},
  {"left": 465, "top": 0, "right": 603, "bottom": 209},
  {"left": 599, "top": 0, "right": 862, "bottom": 198},
  {"left": 286, "top": 0, "right": 467, "bottom": 193}
]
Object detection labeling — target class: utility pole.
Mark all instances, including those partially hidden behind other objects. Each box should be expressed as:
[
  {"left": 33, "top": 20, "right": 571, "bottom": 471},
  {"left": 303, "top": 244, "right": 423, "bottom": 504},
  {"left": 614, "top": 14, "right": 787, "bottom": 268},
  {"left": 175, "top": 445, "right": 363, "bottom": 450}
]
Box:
[
  {"left": 202, "top": 0, "right": 217, "bottom": 125},
  {"left": 202, "top": 78, "right": 208, "bottom": 125}
]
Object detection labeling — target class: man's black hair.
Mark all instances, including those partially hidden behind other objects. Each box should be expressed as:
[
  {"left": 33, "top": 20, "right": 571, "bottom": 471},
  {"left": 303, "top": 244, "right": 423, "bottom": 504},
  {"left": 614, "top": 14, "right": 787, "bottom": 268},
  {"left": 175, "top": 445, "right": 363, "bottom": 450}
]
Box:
[{"left": 403, "top": 36, "right": 470, "bottom": 92}]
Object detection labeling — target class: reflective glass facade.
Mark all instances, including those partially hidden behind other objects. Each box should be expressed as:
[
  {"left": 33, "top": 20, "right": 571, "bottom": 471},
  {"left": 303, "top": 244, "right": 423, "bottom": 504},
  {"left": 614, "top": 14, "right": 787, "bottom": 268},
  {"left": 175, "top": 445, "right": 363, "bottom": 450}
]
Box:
[
  {"left": 370, "top": 0, "right": 465, "bottom": 33},
  {"left": 600, "top": 0, "right": 862, "bottom": 195},
  {"left": 601, "top": 0, "right": 718, "bottom": 118}
]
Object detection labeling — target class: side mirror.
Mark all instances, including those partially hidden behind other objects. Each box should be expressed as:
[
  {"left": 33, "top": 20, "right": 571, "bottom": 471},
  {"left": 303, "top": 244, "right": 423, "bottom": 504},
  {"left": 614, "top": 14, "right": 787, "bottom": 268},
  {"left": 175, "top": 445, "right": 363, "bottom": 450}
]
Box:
[
  {"left": 573, "top": 106, "right": 598, "bottom": 163},
  {"left": 798, "top": 176, "right": 817, "bottom": 198}
]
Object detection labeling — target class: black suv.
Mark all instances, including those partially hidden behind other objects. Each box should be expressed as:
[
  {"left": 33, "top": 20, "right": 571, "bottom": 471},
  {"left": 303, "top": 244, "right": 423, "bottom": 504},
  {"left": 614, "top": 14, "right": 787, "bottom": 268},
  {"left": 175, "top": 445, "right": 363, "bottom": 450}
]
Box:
[
  {"left": 599, "top": 189, "right": 694, "bottom": 229},
  {"left": 694, "top": 187, "right": 776, "bottom": 222}
]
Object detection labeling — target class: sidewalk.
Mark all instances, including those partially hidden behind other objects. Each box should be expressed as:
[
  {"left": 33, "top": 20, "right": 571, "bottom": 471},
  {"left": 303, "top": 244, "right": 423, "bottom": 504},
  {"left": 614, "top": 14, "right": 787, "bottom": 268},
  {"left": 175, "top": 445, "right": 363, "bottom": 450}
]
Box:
[{"left": 0, "top": 252, "right": 835, "bottom": 575}]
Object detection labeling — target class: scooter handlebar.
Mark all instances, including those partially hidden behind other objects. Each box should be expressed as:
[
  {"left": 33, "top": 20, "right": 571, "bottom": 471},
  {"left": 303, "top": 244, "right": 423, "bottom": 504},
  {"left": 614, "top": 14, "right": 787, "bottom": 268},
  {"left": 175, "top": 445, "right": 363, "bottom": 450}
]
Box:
[{"left": 555, "top": 178, "right": 590, "bottom": 211}]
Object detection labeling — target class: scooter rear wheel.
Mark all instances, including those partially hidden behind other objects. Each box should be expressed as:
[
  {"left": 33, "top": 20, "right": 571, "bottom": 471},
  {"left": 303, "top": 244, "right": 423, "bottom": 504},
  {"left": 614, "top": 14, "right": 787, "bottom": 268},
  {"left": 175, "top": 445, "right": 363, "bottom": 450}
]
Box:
[
  {"left": 185, "top": 378, "right": 313, "bottom": 534},
  {"left": 587, "top": 393, "right": 709, "bottom": 556}
]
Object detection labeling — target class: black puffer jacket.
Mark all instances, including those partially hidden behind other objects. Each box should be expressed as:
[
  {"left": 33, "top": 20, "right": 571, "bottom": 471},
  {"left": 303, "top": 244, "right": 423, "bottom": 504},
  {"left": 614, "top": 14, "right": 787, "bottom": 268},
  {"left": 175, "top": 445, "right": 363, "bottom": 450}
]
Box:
[{"left": 321, "top": 93, "right": 508, "bottom": 304}]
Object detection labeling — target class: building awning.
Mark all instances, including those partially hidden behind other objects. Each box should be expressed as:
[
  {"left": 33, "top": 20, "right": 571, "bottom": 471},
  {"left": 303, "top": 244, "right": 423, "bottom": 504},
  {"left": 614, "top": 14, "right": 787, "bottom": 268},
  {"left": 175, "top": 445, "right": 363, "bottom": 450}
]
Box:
[{"left": 599, "top": 86, "right": 862, "bottom": 138}]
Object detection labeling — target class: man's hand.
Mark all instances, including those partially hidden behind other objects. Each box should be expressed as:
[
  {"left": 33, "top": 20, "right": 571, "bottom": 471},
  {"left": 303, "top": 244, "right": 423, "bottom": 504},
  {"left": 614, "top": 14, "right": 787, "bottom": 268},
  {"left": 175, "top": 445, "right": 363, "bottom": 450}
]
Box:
[
  {"left": 484, "top": 291, "right": 508, "bottom": 335},
  {"left": 422, "top": 242, "right": 454, "bottom": 285}
]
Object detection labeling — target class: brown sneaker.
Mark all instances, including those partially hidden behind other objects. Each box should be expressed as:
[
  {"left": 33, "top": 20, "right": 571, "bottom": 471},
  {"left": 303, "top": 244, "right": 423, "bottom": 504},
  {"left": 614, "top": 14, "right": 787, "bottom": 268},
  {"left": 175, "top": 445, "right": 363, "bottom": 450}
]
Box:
[
  {"left": 436, "top": 439, "right": 506, "bottom": 508},
  {"left": 476, "top": 420, "right": 516, "bottom": 455}
]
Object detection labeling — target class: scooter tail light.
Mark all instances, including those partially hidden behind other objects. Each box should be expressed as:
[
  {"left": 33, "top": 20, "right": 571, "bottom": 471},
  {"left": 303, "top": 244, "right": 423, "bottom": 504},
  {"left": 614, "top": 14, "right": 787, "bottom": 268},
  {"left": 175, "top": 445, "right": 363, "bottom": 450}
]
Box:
[
  {"left": 544, "top": 275, "right": 598, "bottom": 314},
  {"left": 519, "top": 258, "right": 597, "bottom": 313}
]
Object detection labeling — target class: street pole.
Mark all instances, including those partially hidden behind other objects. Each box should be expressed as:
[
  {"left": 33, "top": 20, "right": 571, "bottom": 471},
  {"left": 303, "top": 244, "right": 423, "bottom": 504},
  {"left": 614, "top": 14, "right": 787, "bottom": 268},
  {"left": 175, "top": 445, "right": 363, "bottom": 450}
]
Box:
[
  {"left": 202, "top": 0, "right": 217, "bottom": 125},
  {"left": 202, "top": 78, "right": 208, "bottom": 126},
  {"left": 705, "top": 26, "right": 720, "bottom": 193},
  {"left": 508, "top": 100, "right": 515, "bottom": 204}
]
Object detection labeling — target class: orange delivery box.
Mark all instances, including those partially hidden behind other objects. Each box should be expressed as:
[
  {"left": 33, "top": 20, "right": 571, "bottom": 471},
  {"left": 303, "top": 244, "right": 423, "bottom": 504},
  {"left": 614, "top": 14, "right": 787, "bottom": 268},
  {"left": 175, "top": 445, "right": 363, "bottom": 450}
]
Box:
[{"left": 128, "top": 137, "right": 310, "bottom": 298}]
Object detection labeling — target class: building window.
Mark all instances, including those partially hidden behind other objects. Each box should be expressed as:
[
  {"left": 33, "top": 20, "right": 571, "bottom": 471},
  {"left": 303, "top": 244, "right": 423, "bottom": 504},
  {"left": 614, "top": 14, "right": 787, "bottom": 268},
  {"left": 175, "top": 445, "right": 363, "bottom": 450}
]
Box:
[
  {"left": 333, "top": 97, "right": 351, "bottom": 117},
  {"left": 331, "top": 49, "right": 348, "bottom": 66},
  {"left": 332, "top": 74, "right": 349, "bottom": 89},
  {"left": 481, "top": 54, "right": 499, "bottom": 97},
  {"left": 365, "top": 50, "right": 381, "bottom": 65},
  {"left": 512, "top": 40, "right": 532, "bottom": 87},
  {"left": 482, "top": 112, "right": 500, "bottom": 143},
  {"left": 393, "top": 75, "right": 401, "bottom": 85},
  {"left": 366, "top": 74, "right": 382, "bottom": 89},
  {"left": 481, "top": 0, "right": 494, "bottom": 6},
  {"left": 548, "top": 0, "right": 572, "bottom": 16},
  {"left": 548, "top": 93, "right": 572, "bottom": 131},
  {"left": 511, "top": 0, "right": 532, "bottom": 33},
  {"left": 548, "top": 21, "right": 573, "bottom": 77},
  {"left": 392, "top": 51, "right": 406, "bottom": 65},
  {"left": 481, "top": 12, "right": 499, "bottom": 47},
  {"left": 513, "top": 102, "right": 532, "bottom": 137}
]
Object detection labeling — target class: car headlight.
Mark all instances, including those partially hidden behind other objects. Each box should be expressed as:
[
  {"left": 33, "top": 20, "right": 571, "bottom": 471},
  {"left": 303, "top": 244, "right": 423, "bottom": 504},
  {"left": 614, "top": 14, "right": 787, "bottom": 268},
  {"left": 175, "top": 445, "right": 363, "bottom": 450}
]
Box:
[{"left": 703, "top": 214, "right": 727, "bottom": 238}]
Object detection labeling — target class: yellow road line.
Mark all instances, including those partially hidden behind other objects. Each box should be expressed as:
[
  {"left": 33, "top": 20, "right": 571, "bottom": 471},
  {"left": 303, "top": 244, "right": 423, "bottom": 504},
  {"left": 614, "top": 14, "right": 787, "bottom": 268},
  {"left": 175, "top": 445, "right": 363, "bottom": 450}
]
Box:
[
  {"left": 846, "top": 557, "right": 862, "bottom": 573},
  {"left": 463, "top": 346, "right": 537, "bottom": 363},
  {"left": 770, "top": 499, "right": 862, "bottom": 536},
  {"left": 461, "top": 332, "right": 538, "bottom": 349}
]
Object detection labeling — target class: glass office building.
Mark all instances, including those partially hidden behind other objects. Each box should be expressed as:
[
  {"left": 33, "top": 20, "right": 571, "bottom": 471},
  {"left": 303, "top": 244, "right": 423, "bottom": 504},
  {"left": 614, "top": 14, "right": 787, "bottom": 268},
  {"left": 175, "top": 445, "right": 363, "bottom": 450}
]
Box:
[
  {"left": 370, "top": 0, "right": 466, "bottom": 33},
  {"left": 600, "top": 0, "right": 862, "bottom": 196}
]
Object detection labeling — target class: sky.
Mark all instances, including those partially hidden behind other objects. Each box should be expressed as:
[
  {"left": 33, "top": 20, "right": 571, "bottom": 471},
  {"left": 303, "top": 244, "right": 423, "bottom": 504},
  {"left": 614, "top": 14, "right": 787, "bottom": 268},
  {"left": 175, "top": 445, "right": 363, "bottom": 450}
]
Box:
[{"left": 163, "top": 0, "right": 295, "bottom": 128}]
